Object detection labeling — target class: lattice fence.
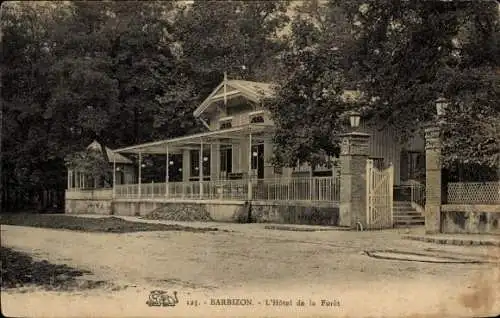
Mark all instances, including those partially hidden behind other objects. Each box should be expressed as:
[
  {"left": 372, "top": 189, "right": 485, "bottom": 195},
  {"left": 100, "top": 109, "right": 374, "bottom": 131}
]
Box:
[{"left": 447, "top": 182, "right": 500, "bottom": 204}]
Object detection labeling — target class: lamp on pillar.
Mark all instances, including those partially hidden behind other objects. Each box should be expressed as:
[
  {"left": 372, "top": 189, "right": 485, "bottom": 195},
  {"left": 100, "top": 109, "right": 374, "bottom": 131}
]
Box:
[
  {"left": 349, "top": 111, "right": 361, "bottom": 130},
  {"left": 339, "top": 110, "right": 371, "bottom": 229},
  {"left": 422, "top": 97, "right": 448, "bottom": 235},
  {"left": 435, "top": 97, "right": 448, "bottom": 117}
]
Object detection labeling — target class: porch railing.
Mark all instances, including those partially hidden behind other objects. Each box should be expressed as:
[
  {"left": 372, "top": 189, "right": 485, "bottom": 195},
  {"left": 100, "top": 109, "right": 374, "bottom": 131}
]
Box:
[
  {"left": 447, "top": 182, "right": 500, "bottom": 205},
  {"left": 252, "top": 177, "right": 340, "bottom": 202},
  {"left": 393, "top": 180, "right": 425, "bottom": 209},
  {"left": 114, "top": 180, "right": 250, "bottom": 201},
  {"left": 113, "top": 177, "right": 340, "bottom": 203}
]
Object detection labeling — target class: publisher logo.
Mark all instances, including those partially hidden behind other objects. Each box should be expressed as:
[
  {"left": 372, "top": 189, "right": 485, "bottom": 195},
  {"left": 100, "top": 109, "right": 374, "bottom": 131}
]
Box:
[{"left": 146, "top": 290, "right": 179, "bottom": 307}]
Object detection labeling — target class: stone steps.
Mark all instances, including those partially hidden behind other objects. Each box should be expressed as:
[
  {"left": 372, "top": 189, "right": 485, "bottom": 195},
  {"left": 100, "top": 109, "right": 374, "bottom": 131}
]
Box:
[{"left": 393, "top": 201, "right": 424, "bottom": 227}]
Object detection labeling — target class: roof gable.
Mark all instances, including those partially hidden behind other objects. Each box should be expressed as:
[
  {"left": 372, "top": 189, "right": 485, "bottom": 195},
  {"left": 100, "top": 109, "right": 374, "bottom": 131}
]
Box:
[{"left": 193, "top": 80, "right": 275, "bottom": 117}]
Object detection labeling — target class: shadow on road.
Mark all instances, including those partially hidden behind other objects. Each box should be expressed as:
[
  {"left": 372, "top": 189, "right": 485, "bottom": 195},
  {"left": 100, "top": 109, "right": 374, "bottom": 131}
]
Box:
[{"left": 1, "top": 247, "right": 106, "bottom": 291}]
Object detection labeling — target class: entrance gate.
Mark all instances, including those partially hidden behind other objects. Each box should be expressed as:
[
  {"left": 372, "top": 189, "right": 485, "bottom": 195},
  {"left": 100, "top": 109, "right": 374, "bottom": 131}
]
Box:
[{"left": 366, "top": 159, "right": 394, "bottom": 229}]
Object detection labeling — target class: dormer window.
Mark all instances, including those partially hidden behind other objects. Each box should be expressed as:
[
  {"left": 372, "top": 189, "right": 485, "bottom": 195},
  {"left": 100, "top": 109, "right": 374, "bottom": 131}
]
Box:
[
  {"left": 249, "top": 110, "right": 265, "bottom": 124},
  {"left": 250, "top": 115, "right": 265, "bottom": 123},
  {"left": 219, "top": 117, "right": 233, "bottom": 129},
  {"left": 220, "top": 121, "right": 232, "bottom": 129}
]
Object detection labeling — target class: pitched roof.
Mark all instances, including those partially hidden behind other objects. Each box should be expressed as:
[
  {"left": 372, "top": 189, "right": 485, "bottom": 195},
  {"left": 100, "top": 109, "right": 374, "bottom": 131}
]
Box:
[
  {"left": 193, "top": 79, "right": 275, "bottom": 117},
  {"left": 87, "top": 140, "right": 133, "bottom": 164}
]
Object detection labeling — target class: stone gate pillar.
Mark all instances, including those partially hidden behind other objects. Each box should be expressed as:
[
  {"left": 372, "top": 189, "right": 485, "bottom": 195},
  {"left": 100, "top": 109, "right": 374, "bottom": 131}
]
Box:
[
  {"left": 339, "top": 132, "right": 370, "bottom": 228},
  {"left": 424, "top": 126, "right": 442, "bottom": 234}
]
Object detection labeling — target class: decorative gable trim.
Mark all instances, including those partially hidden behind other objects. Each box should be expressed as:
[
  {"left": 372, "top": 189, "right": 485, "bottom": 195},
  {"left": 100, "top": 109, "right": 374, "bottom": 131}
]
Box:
[{"left": 193, "top": 80, "right": 274, "bottom": 118}]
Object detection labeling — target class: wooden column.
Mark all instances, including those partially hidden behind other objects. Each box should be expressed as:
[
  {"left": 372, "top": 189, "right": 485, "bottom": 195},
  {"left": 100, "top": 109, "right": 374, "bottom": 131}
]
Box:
[
  {"left": 138, "top": 152, "right": 142, "bottom": 198},
  {"left": 210, "top": 142, "right": 220, "bottom": 181},
  {"left": 112, "top": 154, "right": 116, "bottom": 199},
  {"left": 165, "top": 144, "right": 169, "bottom": 197},
  {"left": 263, "top": 138, "right": 274, "bottom": 179},
  {"left": 182, "top": 149, "right": 190, "bottom": 182},
  {"left": 199, "top": 139, "right": 203, "bottom": 199},
  {"left": 248, "top": 130, "right": 253, "bottom": 200},
  {"left": 67, "top": 170, "right": 72, "bottom": 189}
]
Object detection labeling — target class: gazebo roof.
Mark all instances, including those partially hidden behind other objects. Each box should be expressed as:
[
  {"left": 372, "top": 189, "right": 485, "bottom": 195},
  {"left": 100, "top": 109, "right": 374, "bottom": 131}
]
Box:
[{"left": 87, "top": 140, "right": 133, "bottom": 164}]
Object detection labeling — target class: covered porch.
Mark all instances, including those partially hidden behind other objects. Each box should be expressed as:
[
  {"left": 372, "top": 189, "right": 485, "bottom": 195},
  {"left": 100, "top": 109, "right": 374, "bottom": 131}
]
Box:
[
  {"left": 113, "top": 177, "right": 339, "bottom": 203},
  {"left": 111, "top": 123, "right": 340, "bottom": 204}
]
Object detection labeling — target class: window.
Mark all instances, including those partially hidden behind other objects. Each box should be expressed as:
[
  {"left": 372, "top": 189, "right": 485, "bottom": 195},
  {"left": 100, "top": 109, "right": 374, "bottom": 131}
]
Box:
[
  {"left": 219, "top": 116, "right": 232, "bottom": 129},
  {"left": 249, "top": 110, "right": 265, "bottom": 124},
  {"left": 190, "top": 150, "right": 210, "bottom": 177},
  {"left": 407, "top": 152, "right": 425, "bottom": 179},
  {"left": 220, "top": 146, "right": 232, "bottom": 177},
  {"left": 220, "top": 121, "right": 232, "bottom": 129},
  {"left": 401, "top": 151, "right": 425, "bottom": 181},
  {"left": 250, "top": 115, "right": 265, "bottom": 123}
]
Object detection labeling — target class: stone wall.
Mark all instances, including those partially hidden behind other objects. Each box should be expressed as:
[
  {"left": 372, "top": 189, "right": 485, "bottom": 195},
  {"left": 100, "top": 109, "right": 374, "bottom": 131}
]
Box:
[
  {"left": 112, "top": 200, "right": 242, "bottom": 221},
  {"left": 441, "top": 204, "right": 500, "bottom": 235},
  {"left": 65, "top": 199, "right": 113, "bottom": 215},
  {"left": 249, "top": 204, "right": 339, "bottom": 225},
  {"left": 111, "top": 199, "right": 340, "bottom": 225},
  {"left": 65, "top": 189, "right": 113, "bottom": 214}
]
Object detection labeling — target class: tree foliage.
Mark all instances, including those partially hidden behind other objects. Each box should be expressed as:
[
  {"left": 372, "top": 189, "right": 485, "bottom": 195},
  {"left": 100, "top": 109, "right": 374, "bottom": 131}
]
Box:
[
  {"left": 3, "top": 0, "right": 497, "bottom": 211},
  {"left": 1, "top": 0, "right": 292, "bottom": 210},
  {"left": 64, "top": 149, "right": 112, "bottom": 187},
  {"left": 174, "top": 1, "right": 290, "bottom": 89},
  {"left": 265, "top": 0, "right": 355, "bottom": 168},
  {"left": 267, "top": 0, "right": 500, "bottom": 169},
  {"left": 346, "top": 0, "right": 500, "bottom": 168}
]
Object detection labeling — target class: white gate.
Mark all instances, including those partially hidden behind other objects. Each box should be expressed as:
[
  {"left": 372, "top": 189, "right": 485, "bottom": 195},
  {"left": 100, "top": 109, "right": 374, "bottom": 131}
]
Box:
[{"left": 366, "top": 159, "right": 394, "bottom": 229}]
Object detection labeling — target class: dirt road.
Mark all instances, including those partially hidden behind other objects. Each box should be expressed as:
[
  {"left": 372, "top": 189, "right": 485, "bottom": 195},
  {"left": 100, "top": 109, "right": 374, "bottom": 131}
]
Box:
[{"left": 2, "top": 222, "right": 499, "bottom": 317}]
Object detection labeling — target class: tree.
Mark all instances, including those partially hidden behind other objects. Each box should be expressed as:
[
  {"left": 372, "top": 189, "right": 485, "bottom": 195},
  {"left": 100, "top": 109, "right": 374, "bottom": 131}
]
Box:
[
  {"left": 1, "top": 1, "right": 194, "bottom": 210},
  {"left": 173, "top": 1, "right": 291, "bottom": 93},
  {"left": 64, "top": 148, "right": 112, "bottom": 188},
  {"left": 267, "top": 0, "right": 499, "bottom": 169},
  {"left": 264, "top": 0, "right": 355, "bottom": 168},
  {"left": 345, "top": 0, "right": 500, "bottom": 168},
  {"left": 101, "top": 1, "right": 199, "bottom": 143},
  {"left": 1, "top": 2, "right": 72, "bottom": 209}
]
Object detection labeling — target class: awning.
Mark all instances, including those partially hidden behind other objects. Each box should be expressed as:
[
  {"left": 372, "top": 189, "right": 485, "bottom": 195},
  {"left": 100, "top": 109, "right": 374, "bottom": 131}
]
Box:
[{"left": 113, "top": 123, "right": 274, "bottom": 155}]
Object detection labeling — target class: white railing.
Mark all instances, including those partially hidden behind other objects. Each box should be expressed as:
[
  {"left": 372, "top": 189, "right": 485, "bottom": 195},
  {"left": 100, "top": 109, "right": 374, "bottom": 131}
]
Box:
[
  {"left": 113, "top": 177, "right": 339, "bottom": 203},
  {"left": 447, "top": 182, "right": 500, "bottom": 205},
  {"left": 394, "top": 180, "right": 425, "bottom": 208},
  {"left": 114, "top": 180, "right": 249, "bottom": 200},
  {"left": 253, "top": 177, "right": 340, "bottom": 202}
]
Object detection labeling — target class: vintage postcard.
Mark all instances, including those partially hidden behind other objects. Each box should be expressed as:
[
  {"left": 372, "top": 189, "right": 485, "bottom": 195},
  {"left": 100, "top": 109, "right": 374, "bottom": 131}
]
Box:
[{"left": 1, "top": 0, "right": 499, "bottom": 317}]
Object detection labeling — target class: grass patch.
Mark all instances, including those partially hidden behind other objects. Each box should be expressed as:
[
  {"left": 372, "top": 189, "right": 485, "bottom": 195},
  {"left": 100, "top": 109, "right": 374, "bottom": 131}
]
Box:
[
  {"left": 0, "top": 214, "right": 222, "bottom": 233},
  {"left": 1, "top": 247, "right": 107, "bottom": 291}
]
